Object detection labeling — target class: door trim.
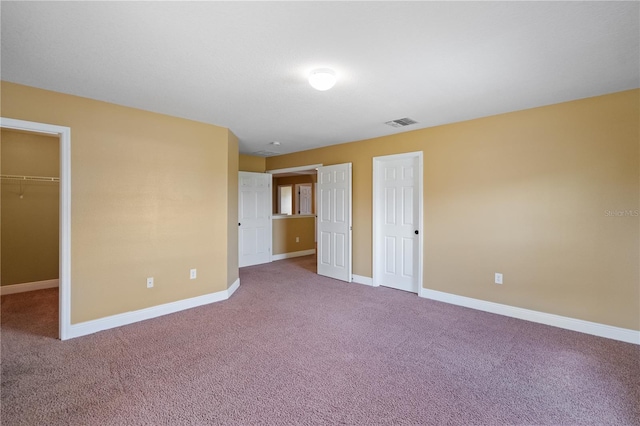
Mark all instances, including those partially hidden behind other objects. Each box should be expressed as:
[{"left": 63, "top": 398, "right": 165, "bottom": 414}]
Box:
[
  {"left": 1, "top": 117, "right": 72, "bottom": 340},
  {"left": 372, "top": 151, "right": 423, "bottom": 294},
  {"left": 266, "top": 164, "right": 323, "bottom": 175}
]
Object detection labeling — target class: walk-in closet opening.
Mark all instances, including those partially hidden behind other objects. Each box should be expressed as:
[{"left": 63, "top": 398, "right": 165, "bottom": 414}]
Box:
[{"left": 1, "top": 128, "right": 60, "bottom": 335}]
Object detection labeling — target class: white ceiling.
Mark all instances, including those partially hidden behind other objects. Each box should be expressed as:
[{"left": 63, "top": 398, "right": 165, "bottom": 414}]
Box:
[{"left": 2, "top": 2, "right": 638, "bottom": 156}]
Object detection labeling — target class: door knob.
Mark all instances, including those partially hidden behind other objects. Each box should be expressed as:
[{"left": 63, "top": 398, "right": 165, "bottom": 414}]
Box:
[{"left": 415, "top": 230, "right": 419, "bottom": 235}]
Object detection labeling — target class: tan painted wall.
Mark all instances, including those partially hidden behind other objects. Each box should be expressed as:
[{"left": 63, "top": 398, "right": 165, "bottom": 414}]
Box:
[
  {"left": 272, "top": 216, "right": 316, "bottom": 255},
  {"left": 239, "top": 154, "right": 266, "bottom": 172},
  {"left": 1, "top": 82, "right": 237, "bottom": 324},
  {"left": 227, "top": 131, "right": 239, "bottom": 286},
  {"left": 266, "top": 90, "right": 640, "bottom": 330},
  {"left": 1, "top": 129, "right": 59, "bottom": 285}
]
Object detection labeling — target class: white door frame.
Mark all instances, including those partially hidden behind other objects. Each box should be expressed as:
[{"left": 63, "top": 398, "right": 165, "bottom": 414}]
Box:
[
  {"left": 372, "top": 151, "right": 424, "bottom": 294},
  {"left": 267, "top": 164, "right": 323, "bottom": 175},
  {"left": 314, "top": 183, "right": 317, "bottom": 242},
  {"left": 1, "top": 117, "right": 72, "bottom": 340}
]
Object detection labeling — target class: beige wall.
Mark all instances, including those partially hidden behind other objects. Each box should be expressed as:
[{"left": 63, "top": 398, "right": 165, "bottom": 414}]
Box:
[
  {"left": 1, "top": 82, "right": 238, "bottom": 324},
  {"left": 1, "top": 129, "right": 60, "bottom": 285},
  {"left": 266, "top": 90, "right": 640, "bottom": 330},
  {"left": 2, "top": 81, "right": 637, "bottom": 331},
  {"left": 272, "top": 216, "right": 316, "bottom": 255},
  {"left": 239, "top": 154, "right": 265, "bottom": 172}
]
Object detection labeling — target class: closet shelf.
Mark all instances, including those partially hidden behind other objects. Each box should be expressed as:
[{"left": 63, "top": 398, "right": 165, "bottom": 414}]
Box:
[{"left": 0, "top": 174, "right": 60, "bottom": 183}]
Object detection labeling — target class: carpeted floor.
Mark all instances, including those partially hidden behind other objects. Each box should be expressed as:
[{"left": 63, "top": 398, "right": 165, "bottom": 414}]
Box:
[{"left": 2, "top": 255, "right": 639, "bottom": 425}]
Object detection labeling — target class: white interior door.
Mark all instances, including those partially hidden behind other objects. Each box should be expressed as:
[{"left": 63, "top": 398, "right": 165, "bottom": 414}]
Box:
[
  {"left": 239, "top": 172, "right": 272, "bottom": 267},
  {"left": 373, "top": 153, "right": 422, "bottom": 293},
  {"left": 317, "top": 163, "right": 352, "bottom": 282},
  {"left": 297, "top": 184, "right": 313, "bottom": 215}
]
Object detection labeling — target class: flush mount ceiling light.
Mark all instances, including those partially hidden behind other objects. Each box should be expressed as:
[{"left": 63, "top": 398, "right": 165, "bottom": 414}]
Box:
[{"left": 308, "top": 68, "right": 337, "bottom": 91}]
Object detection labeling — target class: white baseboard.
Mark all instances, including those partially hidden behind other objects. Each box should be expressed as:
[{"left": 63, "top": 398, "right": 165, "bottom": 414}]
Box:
[
  {"left": 228, "top": 278, "right": 240, "bottom": 297},
  {"left": 420, "top": 288, "right": 639, "bottom": 345},
  {"left": 272, "top": 249, "right": 316, "bottom": 261},
  {"left": 0, "top": 279, "right": 59, "bottom": 296},
  {"left": 352, "top": 274, "right": 373, "bottom": 286},
  {"left": 66, "top": 281, "right": 241, "bottom": 340}
]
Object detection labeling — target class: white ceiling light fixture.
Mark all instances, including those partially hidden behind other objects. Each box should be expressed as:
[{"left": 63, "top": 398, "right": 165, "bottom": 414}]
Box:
[{"left": 308, "top": 68, "right": 337, "bottom": 91}]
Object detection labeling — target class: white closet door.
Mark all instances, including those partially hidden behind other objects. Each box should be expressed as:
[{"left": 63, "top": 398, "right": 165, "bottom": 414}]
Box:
[{"left": 373, "top": 153, "right": 422, "bottom": 293}]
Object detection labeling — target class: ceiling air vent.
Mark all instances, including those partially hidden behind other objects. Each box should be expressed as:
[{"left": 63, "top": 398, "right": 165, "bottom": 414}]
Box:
[
  {"left": 251, "top": 150, "right": 280, "bottom": 157},
  {"left": 385, "top": 117, "right": 418, "bottom": 128}
]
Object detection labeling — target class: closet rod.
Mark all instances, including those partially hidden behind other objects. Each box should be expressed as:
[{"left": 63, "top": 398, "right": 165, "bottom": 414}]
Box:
[{"left": 0, "top": 174, "right": 60, "bottom": 183}]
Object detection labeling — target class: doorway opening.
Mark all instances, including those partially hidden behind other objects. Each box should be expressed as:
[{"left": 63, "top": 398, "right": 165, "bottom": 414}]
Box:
[
  {"left": 268, "top": 164, "right": 320, "bottom": 265},
  {"left": 266, "top": 162, "right": 353, "bottom": 283},
  {"left": 0, "top": 118, "right": 71, "bottom": 340}
]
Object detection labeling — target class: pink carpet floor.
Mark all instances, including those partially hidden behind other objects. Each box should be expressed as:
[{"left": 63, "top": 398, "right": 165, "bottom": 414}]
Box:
[{"left": 2, "top": 256, "right": 639, "bottom": 425}]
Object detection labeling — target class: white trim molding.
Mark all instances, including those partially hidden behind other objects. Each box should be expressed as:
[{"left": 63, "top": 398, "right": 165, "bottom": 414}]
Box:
[
  {"left": 266, "top": 164, "right": 323, "bottom": 175},
  {"left": 227, "top": 278, "right": 240, "bottom": 298},
  {"left": 352, "top": 275, "right": 373, "bottom": 286},
  {"left": 0, "top": 117, "right": 72, "bottom": 341},
  {"left": 420, "top": 288, "right": 640, "bottom": 345},
  {"left": 66, "top": 282, "right": 241, "bottom": 340},
  {"left": 0, "top": 279, "right": 59, "bottom": 296},
  {"left": 271, "top": 249, "right": 316, "bottom": 261}
]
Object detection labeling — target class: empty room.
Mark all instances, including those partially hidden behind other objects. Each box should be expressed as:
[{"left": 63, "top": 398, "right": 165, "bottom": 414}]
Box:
[{"left": 1, "top": 2, "right": 638, "bottom": 425}]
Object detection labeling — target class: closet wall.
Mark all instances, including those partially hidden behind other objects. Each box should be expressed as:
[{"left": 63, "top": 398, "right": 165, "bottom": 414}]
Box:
[{"left": 1, "top": 129, "right": 59, "bottom": 286}]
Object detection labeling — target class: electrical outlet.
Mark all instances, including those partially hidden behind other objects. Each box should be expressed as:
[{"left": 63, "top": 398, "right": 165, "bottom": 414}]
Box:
[
  {"left": 296, "top": 237, "right": 300, "bottom": 243},
  {"left": 495, "top": 273, "right": 503, "bottom": 285},
  {"left": 147, "top": 277, "right": 154, "bottom": 288},
  {"left": 190, "top": 269, "right": 197, "bottom": 280}
]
